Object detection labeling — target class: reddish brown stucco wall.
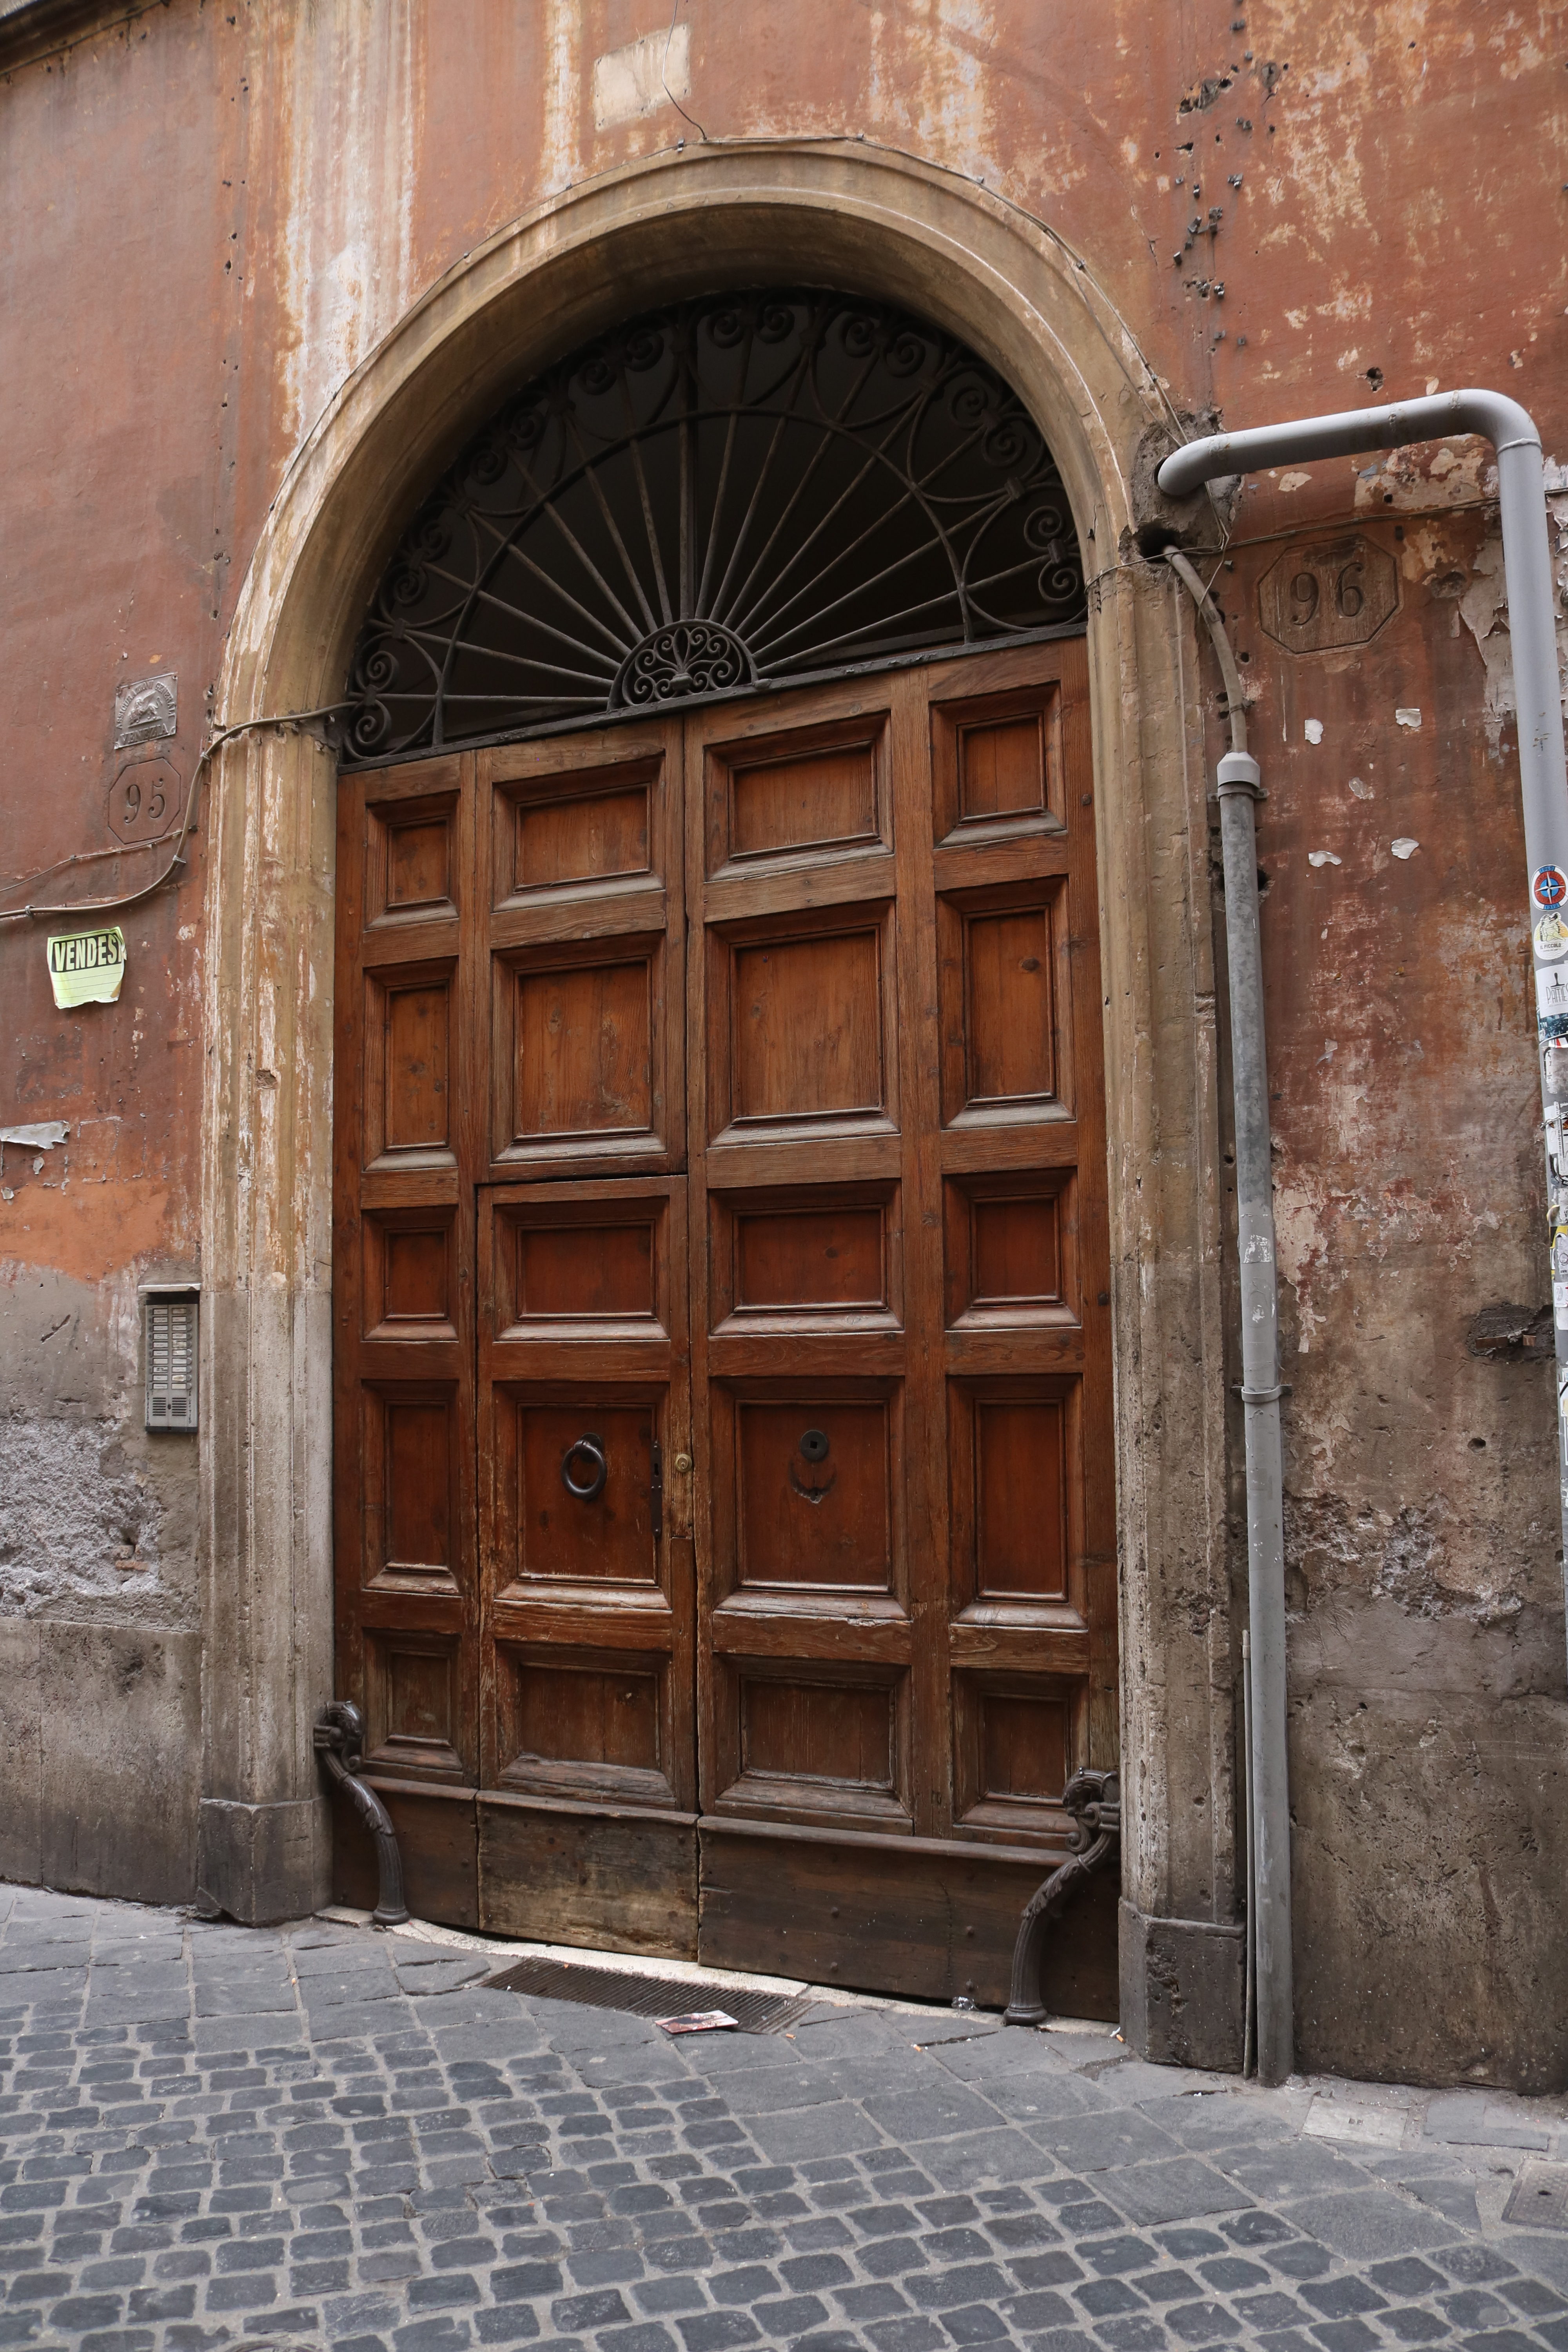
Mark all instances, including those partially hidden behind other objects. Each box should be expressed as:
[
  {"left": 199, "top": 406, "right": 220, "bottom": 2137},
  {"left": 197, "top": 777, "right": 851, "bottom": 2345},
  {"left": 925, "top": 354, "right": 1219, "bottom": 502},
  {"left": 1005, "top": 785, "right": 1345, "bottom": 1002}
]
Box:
[{"left": 1, "top": 0, "right": 1565, "bottom": 2086}]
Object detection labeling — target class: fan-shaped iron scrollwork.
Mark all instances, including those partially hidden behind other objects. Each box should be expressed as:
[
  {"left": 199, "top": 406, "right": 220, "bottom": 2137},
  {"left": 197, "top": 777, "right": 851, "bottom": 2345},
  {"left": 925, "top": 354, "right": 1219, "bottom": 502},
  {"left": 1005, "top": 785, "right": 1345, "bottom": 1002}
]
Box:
[{"left": 341, "top": 288, "right": 1086, "bottom": 763}]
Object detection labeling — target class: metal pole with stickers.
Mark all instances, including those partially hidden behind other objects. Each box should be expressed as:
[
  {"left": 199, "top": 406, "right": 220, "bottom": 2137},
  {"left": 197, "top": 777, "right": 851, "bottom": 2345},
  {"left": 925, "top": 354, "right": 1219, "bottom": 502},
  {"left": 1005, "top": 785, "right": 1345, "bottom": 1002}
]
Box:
[{"left": 1535, "top": 868, "right": 1568, "bottom": 1412}]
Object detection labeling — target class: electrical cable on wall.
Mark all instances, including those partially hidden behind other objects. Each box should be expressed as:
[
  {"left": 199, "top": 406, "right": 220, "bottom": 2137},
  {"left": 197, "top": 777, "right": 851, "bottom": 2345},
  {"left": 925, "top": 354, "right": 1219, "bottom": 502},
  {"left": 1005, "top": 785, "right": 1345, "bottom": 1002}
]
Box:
[{"left": 0, "top": 706, "right": 350, "bottom": 926}]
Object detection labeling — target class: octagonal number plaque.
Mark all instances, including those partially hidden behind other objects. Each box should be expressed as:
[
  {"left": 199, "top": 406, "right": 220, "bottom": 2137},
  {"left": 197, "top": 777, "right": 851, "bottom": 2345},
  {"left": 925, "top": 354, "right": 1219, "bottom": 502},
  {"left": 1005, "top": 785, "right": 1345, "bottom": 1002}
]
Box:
[{"left": 1258, "top": 535, "right": 1398, "bottom": 655}]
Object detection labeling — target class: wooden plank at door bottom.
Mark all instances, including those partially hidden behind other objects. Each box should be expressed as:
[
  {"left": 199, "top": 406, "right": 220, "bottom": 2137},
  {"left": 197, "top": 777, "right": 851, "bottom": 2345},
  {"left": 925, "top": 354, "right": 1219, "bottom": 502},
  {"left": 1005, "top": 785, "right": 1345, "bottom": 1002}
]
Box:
[
  {"left": 335, "top": 1780, "right": 480, "bottom": 1930},
  {"left": 698, "top": 1820, "right": 1118, "bottom": 2018},
  {"left": 478, "top": 1792, "right": 699, "bottom": 1959}
]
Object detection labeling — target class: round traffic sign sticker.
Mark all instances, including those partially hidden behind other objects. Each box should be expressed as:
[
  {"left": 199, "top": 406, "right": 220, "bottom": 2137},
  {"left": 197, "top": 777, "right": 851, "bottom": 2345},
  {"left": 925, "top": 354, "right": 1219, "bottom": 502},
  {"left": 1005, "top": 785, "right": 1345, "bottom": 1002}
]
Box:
[{"left": 1535, "top": 866, "right": 1568, "bottom": 908}]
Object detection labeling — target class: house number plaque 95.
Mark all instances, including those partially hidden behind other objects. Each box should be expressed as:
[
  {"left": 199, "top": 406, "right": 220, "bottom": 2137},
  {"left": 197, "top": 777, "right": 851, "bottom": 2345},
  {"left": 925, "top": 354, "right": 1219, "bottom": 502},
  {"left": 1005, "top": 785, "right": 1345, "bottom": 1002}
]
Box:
[
  {"left": 1258, "top": 534, "right": 1398, "bottom": 655},
  {"left": 108, "top": 754, "right": 185, "bottom": 847}
]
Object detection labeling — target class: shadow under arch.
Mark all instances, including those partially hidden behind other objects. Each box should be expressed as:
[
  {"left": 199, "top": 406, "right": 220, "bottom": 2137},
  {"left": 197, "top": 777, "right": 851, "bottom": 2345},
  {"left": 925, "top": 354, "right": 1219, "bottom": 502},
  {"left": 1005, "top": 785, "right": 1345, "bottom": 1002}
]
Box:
[{"left": 199, "top": 139, "right": 1234, "bottom": 2059}]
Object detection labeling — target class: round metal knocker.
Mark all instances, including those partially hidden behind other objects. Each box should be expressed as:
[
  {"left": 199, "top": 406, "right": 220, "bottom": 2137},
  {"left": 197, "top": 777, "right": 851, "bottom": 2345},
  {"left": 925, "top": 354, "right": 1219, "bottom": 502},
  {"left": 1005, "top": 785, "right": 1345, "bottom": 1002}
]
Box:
[
  {"left": 798, "top": 1428, "right": 830, "bottom": 1464},
  {"left": 561, "top": 1433, "right": 608, "bottom": 1502}
]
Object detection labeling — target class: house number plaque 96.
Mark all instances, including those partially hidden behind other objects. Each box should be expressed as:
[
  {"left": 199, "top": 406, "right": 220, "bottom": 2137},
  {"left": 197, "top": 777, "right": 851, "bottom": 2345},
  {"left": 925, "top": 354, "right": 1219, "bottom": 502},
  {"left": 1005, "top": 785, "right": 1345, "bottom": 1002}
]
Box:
[{"left": 1258, "top": 534, "right": 1398, "bottom": 655}]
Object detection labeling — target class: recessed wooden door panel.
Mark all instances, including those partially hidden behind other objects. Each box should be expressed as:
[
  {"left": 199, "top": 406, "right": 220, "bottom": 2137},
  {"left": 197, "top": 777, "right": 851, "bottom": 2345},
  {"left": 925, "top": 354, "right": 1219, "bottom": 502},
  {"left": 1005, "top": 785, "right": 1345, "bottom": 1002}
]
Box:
[
  {"left": 721, "top": 1390, "right": 899, "bottom": 1595},
  {"left": 708, "top": 905, "right": 897, "bottom": 1142},
  {"left": 363, "top": 768, "right": 463, "bottom": 927},
  {"left": 710, "top": 1183, "right": 900, "bottom": 1332},
  {"left": 931, "top": 678, "right": 1066, "bottom": 844},
  {"left": 492, "top": 940, "right": 664, "bottom": 1158},
  {"left": 494, "top": 1643, "right": 681, "bottom": 1808},
  {"left": 491, "top": 1394, "right": 664, "bottom": 1589},
  {"left": 364, "top": 960, "right": 459, "bottom": 1169},
  {"left": 334, "top": 641, "right": 1114, "bottom": 2005},
  {"left": 710, "top": 1660, "right": 912, "bottom": 1833},
  {"left": 363, "top": 1629, "right": 465, "bottom": 1778},
  {"left": 494, "top": 762, "right": 656, "bottom": 900},
  {"left": 938, "top": 884, "right": 1070, "bottom": 1127},
  {"left": 360, "top": 1383, "right": 461, "bottom": 1591},
  {"left": 944, "top": 1171, "right": 1078, "bottom": 1330},
  {"left": 703, "top": 711, "right": 892, "bottom": 875}
]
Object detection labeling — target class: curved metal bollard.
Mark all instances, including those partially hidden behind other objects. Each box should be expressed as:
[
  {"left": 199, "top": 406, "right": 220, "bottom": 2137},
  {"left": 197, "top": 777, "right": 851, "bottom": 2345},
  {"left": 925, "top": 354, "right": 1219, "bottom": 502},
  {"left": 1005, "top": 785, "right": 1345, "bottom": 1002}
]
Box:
[
  {"left": 1003, "top": 1768, "right": 1120, "bottom": 2027},
  {"left": 314, "top": 1699, "right": 410, "bottom": 1927}
]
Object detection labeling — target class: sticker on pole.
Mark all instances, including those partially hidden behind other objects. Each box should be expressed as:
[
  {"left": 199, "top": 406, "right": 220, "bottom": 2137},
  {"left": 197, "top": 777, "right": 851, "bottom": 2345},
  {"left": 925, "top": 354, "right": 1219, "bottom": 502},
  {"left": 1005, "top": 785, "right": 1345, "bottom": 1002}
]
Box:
[
  {"left": 1537, "top": 912, "right": 1568, "bottom": 962},
  {"left": 1538, "top": 967, "right": 1568, "bottom": 1022},
  {"left": 46, "top": 925, "right": 127, "bottom": 1008},
  {"left": 1534, "top": 866, "right": 1568, "bottom": 907}
]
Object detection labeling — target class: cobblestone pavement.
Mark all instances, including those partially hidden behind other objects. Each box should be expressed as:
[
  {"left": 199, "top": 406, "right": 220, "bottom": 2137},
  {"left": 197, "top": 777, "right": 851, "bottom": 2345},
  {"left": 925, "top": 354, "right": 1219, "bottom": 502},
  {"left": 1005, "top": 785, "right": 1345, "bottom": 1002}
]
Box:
[{"left": 4, "top": 1883, "right": 1568, "bottom": 2352}]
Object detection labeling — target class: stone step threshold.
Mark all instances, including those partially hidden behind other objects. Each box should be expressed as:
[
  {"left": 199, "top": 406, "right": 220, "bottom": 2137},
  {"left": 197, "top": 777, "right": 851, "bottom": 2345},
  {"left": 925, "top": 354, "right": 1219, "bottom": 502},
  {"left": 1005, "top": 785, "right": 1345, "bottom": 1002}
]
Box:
[{"left": 317, "top": 1902, "right": 1122, "bottom": 2046}]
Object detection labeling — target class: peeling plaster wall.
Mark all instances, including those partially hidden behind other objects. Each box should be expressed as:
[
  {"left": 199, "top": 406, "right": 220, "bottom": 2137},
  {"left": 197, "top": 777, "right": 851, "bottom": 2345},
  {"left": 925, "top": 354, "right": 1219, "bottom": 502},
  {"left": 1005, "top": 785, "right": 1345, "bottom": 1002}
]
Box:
[
  {"left": 0, "top": 1245, "right": 200, "bottom": 1901},
  {"left": 1, "top": 0, "right": 1566, "bottom": 2085}
]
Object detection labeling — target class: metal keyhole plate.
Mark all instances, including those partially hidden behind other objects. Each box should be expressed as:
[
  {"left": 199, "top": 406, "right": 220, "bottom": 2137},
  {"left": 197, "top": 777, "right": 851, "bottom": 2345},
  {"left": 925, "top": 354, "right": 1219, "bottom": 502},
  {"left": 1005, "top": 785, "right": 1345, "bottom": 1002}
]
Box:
[{"left": 799, "top": 1428, "right": 830, "bottom": 1464}]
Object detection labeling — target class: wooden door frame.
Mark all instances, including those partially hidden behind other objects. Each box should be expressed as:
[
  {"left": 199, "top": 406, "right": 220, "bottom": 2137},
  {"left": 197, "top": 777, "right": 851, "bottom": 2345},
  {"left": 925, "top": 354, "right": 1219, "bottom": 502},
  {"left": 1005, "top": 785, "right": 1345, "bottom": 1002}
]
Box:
[{"left": 203, "top": 142, "right": 1242, "bottom": 2067}]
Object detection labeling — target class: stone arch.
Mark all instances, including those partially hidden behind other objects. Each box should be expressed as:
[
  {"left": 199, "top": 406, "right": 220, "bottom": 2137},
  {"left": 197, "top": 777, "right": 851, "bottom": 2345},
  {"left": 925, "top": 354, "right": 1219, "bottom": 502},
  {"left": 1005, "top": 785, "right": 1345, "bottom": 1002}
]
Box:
[{"left": 199, "top": 141, "right": 1235, "bottom": 2053}]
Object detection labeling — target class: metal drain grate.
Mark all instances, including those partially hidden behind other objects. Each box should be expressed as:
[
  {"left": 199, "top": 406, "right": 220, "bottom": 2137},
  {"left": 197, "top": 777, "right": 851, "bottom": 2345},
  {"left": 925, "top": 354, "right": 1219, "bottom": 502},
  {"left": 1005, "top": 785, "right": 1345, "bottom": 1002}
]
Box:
[{"left": 482, "top": 1955, "right": 813, "bottom": 2034}]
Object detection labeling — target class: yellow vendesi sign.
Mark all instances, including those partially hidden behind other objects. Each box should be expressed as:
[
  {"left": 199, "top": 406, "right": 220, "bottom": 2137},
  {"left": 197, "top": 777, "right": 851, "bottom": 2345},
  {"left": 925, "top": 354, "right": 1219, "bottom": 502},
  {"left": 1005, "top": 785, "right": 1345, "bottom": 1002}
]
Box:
[{"left": 46, "top": 925, "right": 127, "bottom": 1008}]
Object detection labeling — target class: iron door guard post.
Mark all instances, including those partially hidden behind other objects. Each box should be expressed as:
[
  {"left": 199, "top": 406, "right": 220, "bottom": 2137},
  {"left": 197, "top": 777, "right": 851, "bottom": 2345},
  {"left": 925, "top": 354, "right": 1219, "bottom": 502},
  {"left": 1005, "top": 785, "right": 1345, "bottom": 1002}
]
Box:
[
  {"left": 1158, "top": 391, "right": 1568, "bottom": 2088},
  {"left": 1004, "top": 1769, "right": 1122, "bottom": 2027},
  {"left": 314, "top": 1700, "right": 410, "bottom": 1927}
]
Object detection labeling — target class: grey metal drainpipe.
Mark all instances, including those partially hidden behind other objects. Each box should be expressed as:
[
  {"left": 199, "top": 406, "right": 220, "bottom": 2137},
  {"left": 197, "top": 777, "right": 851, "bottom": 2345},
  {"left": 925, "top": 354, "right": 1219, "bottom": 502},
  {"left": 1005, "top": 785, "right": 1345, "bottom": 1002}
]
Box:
[
  {"left": 1164, "top": 546, "right": 1292, "bottom": 2086},
  {"left": 1159, "top": 392, "right": 1568, "bottom": 2089}
]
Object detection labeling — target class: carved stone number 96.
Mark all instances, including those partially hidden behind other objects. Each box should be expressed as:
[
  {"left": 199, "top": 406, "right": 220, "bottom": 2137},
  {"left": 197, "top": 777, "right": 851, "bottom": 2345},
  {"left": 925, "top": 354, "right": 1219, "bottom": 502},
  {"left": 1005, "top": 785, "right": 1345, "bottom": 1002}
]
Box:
[{"left": 1258, "top": 534, "right": 1397, "bottom": 654}]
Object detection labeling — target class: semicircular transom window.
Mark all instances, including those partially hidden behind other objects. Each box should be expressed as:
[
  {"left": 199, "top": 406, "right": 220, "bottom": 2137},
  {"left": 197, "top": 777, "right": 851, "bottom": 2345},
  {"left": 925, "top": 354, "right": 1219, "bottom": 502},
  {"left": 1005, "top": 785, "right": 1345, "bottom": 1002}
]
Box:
[{"left": 342, "top": 286, "right": 1087, "bottom": 765}]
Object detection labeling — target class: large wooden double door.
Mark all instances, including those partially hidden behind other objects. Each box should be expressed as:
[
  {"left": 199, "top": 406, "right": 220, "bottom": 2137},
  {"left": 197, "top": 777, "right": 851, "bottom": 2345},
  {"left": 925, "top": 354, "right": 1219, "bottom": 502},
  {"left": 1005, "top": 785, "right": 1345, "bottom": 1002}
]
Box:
[{"left": 332, "top": 639, "right": 1117, "bottom": 2008}]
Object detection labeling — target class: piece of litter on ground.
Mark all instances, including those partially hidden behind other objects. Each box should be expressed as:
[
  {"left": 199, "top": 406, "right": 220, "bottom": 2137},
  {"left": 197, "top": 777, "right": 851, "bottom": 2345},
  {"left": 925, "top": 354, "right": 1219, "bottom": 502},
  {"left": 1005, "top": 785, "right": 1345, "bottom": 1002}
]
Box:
[
  {"left": 1348, "top": 775, "right": 1373, "bottom": 799},
  {"left": 1304, "top": 718, "right": 1324, "bottom": 744},
  {"left": 1391, "top": 837, "right": 1419, "bottom": 859},
  {"left": 657, "top": 2009, "right": 739, "bottom": 2034},
  {"left": 1308, "top": 850, "right": 1341, "bottom": 867},
  {"left": 1395, "top": 707, "right": 1422, "bottom": 729}
]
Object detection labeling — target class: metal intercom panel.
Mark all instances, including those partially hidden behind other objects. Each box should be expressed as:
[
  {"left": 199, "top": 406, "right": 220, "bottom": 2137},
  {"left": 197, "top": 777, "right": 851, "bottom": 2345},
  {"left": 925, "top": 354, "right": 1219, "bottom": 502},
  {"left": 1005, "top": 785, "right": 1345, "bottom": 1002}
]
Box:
[{"left": 145, "top": 1293, "right": 198, "bottom": 1430}]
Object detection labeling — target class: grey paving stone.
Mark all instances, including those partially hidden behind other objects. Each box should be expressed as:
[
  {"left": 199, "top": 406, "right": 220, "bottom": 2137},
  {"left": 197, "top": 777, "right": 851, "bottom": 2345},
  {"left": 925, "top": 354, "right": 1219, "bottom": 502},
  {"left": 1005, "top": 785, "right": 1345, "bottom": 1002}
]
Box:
[
  {"left": 951, "top": 2073, "right": 1097, "bottom": 2132},
  {"left": 1029, "top": 2112, "right": 1186, "bottom": 2174},
  {"left": 917, "top": 2127, "right": 1062, "bottom": 2190},
  {"left": 1217, "top": 2142, "right": 1381, "bottom": 2200},
  {"left": 1152, "top": 2100, "right": 1296, "bottom": 2155},
  {"left": 1405, "top": 2177, "right": 1485, "bottom": 2228},
  {"left": 858, "top": 2082, "right": 1005, "bottom": 2143},
  {"left": 1094, "top": 2162, "right": 1255, "bottom": 2227},
  {"left": 1276, "top": 2194, "right": 1458, "bottom": 2260},
  {"left": 740, "top": 2105, "right": 884, "bottom": 2164}
]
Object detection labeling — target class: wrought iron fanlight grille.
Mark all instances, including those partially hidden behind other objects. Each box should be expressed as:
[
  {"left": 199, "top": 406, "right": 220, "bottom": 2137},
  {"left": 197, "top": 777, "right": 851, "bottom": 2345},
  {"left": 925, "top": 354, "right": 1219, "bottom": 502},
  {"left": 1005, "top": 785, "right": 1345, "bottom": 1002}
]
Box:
[{"left": 341, "top": 287, "right": 1086, "bottom": 764}]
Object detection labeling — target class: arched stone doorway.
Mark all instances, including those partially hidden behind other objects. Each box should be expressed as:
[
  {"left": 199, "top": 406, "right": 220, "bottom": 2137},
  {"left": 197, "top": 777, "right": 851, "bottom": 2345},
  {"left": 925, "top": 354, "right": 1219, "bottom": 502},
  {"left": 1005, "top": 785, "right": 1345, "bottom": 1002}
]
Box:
[
  {"left": 201, "top": 145, "right": 1238, "bottom": 2054},
  {"left": 330, "top": 286, "right": 1114, "bottom": 2004}
]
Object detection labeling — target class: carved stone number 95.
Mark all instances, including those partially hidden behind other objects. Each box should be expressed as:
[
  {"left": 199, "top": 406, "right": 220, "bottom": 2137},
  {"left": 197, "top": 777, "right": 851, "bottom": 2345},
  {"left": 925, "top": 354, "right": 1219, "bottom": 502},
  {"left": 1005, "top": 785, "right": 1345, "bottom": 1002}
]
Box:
[
  {"left": 1258, "top": 534, "right": 1398, "bottom": 655},
  {"left": 108, "top": 755, "right": 183, "bottom": 847}
]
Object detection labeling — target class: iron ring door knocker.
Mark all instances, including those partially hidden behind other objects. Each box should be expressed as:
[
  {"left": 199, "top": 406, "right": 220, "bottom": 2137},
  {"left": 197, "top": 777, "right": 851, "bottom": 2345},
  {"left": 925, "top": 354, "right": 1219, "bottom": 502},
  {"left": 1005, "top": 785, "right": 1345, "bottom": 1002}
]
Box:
[{"left": 561, "top": 1433, "right": 608, "bottom": 1502}]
